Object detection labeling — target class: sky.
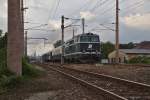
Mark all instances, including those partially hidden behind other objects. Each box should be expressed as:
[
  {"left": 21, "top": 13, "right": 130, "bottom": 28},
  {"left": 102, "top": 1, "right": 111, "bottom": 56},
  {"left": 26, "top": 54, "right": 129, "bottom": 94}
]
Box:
[{"left": 0, "top": 0, "right": 150, "bottom": 55}]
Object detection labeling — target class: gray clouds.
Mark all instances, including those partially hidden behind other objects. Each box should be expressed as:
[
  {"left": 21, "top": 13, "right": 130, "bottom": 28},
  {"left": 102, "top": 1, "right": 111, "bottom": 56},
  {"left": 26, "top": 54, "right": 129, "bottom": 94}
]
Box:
[{"left": 1, "top": 0, "right": 150, "bottom": 55}]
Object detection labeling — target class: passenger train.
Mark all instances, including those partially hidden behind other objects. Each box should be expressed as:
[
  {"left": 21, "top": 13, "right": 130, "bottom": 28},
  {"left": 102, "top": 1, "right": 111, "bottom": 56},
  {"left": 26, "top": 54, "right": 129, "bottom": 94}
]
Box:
[{"left": 42, "top": 33, "right": 101, "bottom": 63}]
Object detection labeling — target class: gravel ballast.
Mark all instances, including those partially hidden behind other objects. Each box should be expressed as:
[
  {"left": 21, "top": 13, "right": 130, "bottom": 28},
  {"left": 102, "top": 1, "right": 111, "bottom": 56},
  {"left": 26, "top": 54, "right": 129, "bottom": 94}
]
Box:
[{"left": 64, "top": 64, "right": 150, "bottom": 85}]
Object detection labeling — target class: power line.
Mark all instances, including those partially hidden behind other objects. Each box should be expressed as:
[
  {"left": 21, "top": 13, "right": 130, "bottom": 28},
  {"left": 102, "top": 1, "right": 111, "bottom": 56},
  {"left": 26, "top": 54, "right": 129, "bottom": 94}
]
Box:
[
  {"left": 97, "top": 0, "right": 144, "bottom": 23},
  {"left": 90, "top": 0, "right": 110, "bottom": 12},
  {"left": 68, "top": 0, "right": 92, "bottom": 17},
  {"left": 121, "top": 0, "right": 144, "bottom": 15},
  {"left": 95, "top": 0, "right": 126, "bottom": 21},
  {"left": 52, "top": 0, "right": 62, "bottom": 19},
  {"left": 46, "top": 0, "right": 59, "bottom": 22}
]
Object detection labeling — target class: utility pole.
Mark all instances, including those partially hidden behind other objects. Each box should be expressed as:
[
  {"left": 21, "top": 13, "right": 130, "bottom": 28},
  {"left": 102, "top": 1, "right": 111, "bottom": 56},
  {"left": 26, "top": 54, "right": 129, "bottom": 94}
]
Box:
[
  {"left": 73, "top": 27, "right": 75, "bottom": 38},
  {"left": 115, "top": 0, "right": 119, "bottom": 63},
  {"left": 82, "top": 18, "right": 85, "bottom": 34},
  {"left": 61, "top": 15, "right": 64, "bottom": 65},
  {"left": 25, "top": 31, "right": 28, "bottom": 56},
  {"left": 8, "top": 0, "right": 23, "bottom": 76},
  {"left": 21, "top": 0, "right": 24, "bottom": 55},
  {"left": 21, "top": 0, "right": 28, "bottom": 56}
]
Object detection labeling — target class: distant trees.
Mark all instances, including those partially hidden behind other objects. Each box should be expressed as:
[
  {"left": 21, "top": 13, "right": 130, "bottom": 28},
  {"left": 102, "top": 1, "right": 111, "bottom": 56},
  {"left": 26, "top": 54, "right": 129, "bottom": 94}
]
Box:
[
  {"left": 0, "top": 30, "right": 2, "bottom": 37},
  {"left": 101, "top": 42, "right": 136, "bottom": 59},
  {"left": 119, "top": 42, "right": 135, "bottom": 49},
  {"left": 101, "top": 41, "right": 115, "bottom": 59},
  {"left": 0, "top": 30, "right": 7, "bottom": 49},
  {"left": 0, "top": 29, "right": 7, "bottom": 75}
]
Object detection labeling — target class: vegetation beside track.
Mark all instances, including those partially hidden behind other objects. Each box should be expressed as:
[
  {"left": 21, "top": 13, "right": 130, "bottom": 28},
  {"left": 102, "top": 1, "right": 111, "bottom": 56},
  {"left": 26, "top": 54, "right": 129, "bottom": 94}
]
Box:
[
  {"left": 0, "top": 30, "right": 43, "bottom": 94},
  {"left": 128, "top": 56, "right": 150, "bottom": 64},
  {"left": 0, "top": 57, "right": 43, "bottom": 94}
]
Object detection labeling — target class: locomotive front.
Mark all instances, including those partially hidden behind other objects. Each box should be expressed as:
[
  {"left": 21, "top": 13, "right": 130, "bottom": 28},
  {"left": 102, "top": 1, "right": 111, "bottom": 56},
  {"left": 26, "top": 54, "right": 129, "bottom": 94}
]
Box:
[
  {"left": 64, "top": 33, "right": 101, "bottom": 63},
  {"left": 78, "top": 33, "right": 101, "bottom": 62}
]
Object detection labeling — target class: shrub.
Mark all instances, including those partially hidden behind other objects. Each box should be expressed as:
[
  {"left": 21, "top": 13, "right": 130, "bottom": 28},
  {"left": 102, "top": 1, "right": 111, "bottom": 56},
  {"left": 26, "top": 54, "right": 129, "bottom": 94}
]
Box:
[
  {"left": 129, "top": 56, "right": 150, "bottom": 64},
  {"left": 0, "top": 57, "right": 42, "bottom": 93},
  {"left": 22, "top": 57, "right": 41, "bottom": 77}
]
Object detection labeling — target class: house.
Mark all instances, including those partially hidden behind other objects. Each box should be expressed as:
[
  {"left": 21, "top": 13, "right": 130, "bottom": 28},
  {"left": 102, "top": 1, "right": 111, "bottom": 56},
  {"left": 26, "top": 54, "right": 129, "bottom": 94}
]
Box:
[
  {"left": 134, "top": 41, "right": 150, "bottom": 49},
  {"left": 108, "top": 49, "right": 150, "bottom": 63}
]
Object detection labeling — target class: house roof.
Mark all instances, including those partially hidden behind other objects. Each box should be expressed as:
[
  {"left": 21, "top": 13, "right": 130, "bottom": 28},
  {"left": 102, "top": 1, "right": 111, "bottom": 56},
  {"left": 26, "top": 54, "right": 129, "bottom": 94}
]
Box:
[
  {"left": 134, "top": 41, "right": 150, "bottom": 49},
  {"left": 120, "top": 49, "right": 150, "bottom": 54}
]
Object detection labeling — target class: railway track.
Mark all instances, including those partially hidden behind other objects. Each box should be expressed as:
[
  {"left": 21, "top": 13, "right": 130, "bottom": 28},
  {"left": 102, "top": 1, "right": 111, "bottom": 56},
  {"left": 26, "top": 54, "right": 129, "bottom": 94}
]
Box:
[{"left": 40, "top": 63, "right": 150, "bottom": 100}]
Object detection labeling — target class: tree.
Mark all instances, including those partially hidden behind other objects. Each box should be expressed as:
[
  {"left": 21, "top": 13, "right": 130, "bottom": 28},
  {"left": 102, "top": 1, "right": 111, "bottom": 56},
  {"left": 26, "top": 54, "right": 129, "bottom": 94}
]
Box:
[
  {"left": 0, "top": 30, "right": 2, "bottom": 37},
  {"left": 0, "top": 31, "right": 7, "bottom": 49},
  {"left": 120, "top": 42, "right": 135, "bottom": 49},
  {"left": 101, "top": 41, "right": 115, "bottom": 59}
]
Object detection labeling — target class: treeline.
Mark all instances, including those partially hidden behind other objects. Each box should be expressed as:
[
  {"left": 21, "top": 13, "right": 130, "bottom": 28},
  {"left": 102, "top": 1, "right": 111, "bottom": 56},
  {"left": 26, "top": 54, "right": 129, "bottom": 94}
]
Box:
[
  {"left": 101, "top": 42, "right": 135, "bottom": 59},
  {"left": 0, "top": 30, "right": 7, "bottom": 75},
  {"left": 0, "top": 30, "right": 7, "bottom": 49}
]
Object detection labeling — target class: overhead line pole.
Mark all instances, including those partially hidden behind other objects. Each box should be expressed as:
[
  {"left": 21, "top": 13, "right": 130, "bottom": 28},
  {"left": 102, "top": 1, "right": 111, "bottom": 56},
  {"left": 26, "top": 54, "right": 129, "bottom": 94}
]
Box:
[
  {"left": 8, "top": 0, "right": 23, "bottom": 76},
  {"left": 21, "top": 0, "right": 28, "bottom": 56},
  {"left": 82, "top": 18, "right": 85, "bottom": 34},
  {"left": 115, "top": 0, "right": 119, "bottom": 63},
  {"left": 21, "top": 0, "right": 24, "bottom": 56},
  {"left": 25, "top": 31, "right": 28, "bottom": 57},
  {"left": 61, "top": 15, "right": 64, "bottom": 65},
  {"left": 60, "top": 16, "right": 82, "bottom": 65}
]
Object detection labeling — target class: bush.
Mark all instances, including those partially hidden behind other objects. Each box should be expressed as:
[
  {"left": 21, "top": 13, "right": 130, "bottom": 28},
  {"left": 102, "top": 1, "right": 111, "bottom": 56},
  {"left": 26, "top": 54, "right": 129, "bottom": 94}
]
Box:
[
  {"left": 0, "top": 75, "right": 23, "bottom": 89},
  {"left": 0, "top": 30, "right": 42, "bottom": 92},
  {"left": 22, "top": 57, "right": 42, "bottom": 77},
  {"left": 0, "top": 57, "right": 42, "bottom": 93},
  {"left": 129, "top": 56, "right": 150, "bottom": 64}
]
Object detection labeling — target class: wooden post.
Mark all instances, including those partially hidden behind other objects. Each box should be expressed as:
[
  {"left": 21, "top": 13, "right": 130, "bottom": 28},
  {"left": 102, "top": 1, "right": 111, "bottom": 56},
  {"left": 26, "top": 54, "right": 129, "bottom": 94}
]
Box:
[
  {"left": 115, "top": 0, "right": 119, "bottom": 63},
  {"left": 61, "top": 15, "right": 64, "bottom": 65}
]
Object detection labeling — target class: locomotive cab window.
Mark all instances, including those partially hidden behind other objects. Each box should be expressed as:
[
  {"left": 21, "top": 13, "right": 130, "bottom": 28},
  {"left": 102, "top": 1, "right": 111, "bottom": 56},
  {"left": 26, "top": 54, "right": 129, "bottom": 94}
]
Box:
[
  {"left": 80, "top": 36, "right": 90, "bottom": 42},
  {"left": 91, "top": 36, "right": 99, "bottom": 42},
  {"left": 80, "top": 36, "right": 99, "bottom": 42}
]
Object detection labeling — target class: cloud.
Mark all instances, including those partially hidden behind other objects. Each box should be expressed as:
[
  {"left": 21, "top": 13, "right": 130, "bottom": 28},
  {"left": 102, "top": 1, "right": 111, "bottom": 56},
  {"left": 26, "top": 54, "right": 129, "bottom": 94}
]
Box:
[
  {"left": 48, "top": 20, "right": 61, "bottom": 30},
  {"left": 80, "top": 11, "right": 96, "bottom": 21},
  {"left": 121, "top": 13, "right": 150, "bottom": 30}
]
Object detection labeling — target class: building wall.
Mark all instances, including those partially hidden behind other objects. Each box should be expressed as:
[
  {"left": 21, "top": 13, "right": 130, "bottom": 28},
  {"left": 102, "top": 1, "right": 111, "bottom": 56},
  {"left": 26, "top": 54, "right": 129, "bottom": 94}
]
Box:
[
  {"left": 108, "top": 51, "right": 128, "bottom": 63},
  {"left": 108, "top": 50, "right": 150, "bottom": 63}
]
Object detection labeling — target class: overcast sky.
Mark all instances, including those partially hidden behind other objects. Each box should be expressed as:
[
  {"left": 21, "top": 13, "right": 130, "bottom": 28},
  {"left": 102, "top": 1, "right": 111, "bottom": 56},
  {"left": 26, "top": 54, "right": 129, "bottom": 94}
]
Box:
[{"left": 0, "top": 0, "right": 150, "bottom": 55}]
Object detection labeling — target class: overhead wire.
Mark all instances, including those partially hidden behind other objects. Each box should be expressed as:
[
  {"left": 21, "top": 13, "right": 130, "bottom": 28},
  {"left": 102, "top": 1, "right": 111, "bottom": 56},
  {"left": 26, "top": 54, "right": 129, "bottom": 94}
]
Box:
[
  {"left": 51, "top": 0, "right": 62, "bottom": 19},
  {"left": 121, "top": 0, "right": 145, "bottom": 15},
  {"left": 47, "top": 0, "right": 60, "bottom": 22},
  {"left": 96, "top": 0, "right": 144, "bottom": 23},
  {"left": 90, "top": 0, "right": 112, "bottom": 12},
  {"left": 68, "top": 0, "right": 93, "bottom": 17}
]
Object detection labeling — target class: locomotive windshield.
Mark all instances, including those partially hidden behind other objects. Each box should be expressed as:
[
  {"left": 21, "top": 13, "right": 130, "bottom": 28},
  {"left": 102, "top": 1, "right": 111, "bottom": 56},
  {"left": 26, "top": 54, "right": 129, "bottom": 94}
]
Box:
[{"left": 80, "top": 36, "right": 99, "bottom": 42}]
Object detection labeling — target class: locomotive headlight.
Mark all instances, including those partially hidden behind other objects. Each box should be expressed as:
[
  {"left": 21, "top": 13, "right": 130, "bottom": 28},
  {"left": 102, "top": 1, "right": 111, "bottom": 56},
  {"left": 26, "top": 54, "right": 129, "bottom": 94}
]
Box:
[
  {"left": 96, "top": 50, "right": 98, "bottom": 54},
  {"left": 82, "top": 50, "right": 86, "bottom": 53}
]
